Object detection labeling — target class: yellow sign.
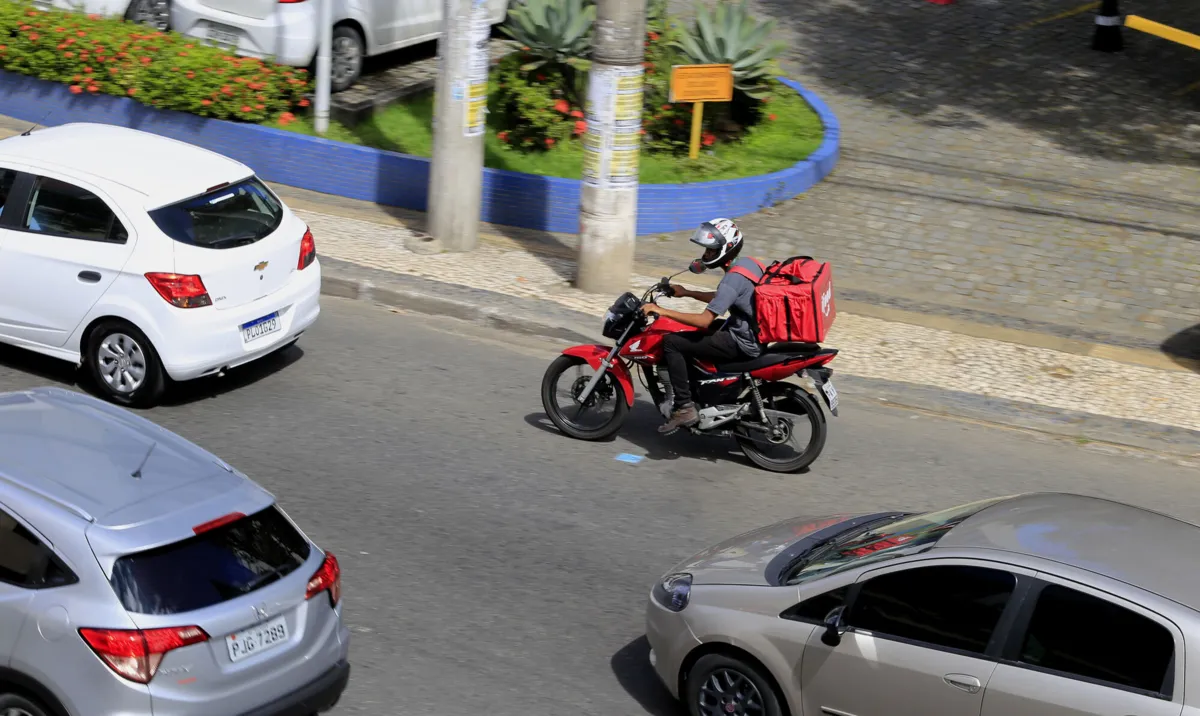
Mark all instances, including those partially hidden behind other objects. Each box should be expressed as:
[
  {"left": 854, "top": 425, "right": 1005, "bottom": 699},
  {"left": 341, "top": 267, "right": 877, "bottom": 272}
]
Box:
[{"left": 669, "top": 64, "right": 734, "bottom": 103}]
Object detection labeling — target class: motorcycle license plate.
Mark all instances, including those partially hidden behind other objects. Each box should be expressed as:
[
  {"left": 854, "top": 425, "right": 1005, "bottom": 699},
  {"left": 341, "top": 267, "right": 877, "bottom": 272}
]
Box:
[{"left": 821, "top": 380, "right": 839, "bottom": 413}]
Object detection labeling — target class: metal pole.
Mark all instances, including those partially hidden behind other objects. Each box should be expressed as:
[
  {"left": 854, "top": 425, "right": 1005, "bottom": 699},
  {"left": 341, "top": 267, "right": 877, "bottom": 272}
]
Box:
[
  {"left": 314, "top": 0, "right": 333, "bottom": 134},
  {"left": 577, "top": 0, "right": 646, "bottom": 294},
  {"left": 426, "top": 0, "right": 489, "bottom": 253},
  {"left": 1092, "top": 0, "right": 1123, "bottom": 52}
]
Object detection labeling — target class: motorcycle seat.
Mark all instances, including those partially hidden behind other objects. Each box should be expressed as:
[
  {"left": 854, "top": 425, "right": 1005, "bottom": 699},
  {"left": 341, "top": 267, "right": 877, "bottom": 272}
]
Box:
[
  {"left": 713, "top": 352, "right": 800, "bottom": 374},
  {"left": 764, "top": 342, "right": 820, "bottom": 354}
]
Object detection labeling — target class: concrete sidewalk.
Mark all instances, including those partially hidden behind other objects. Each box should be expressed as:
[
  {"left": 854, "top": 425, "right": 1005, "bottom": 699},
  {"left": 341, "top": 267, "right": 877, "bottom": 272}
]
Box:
[{"left": 273, "top": 185, "right": 1200, "bottom": 440}]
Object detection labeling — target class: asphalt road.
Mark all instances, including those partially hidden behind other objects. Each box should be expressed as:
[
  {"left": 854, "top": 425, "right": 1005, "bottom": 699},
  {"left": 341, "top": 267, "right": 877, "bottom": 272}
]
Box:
[{"left": 0, "top": 298, "right": 1196, "bottom": 716}]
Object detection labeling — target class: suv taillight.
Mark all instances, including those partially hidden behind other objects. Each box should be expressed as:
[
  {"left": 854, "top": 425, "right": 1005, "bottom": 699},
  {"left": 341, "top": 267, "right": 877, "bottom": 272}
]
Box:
[
  {"left": 298, "top": 227, "right": 316, "bottom": 270},
  {"left": 306, "top": 551, "right": 340, "bottom": 607},
  {"left": 145, "top": 273, "right": 212, "bottom": 308},
  {"left": 79, "top": 626, "right": 209, "bottom": 684}
]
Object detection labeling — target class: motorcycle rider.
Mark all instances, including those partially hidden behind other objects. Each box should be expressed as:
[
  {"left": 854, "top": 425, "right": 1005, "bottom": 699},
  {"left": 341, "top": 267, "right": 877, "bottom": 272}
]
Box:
[{"left": 643, "top": 217, "right": 765, "bottom": 434}]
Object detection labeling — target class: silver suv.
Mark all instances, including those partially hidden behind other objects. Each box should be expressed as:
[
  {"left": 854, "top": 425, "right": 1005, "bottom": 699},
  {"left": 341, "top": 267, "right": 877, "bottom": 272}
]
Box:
[{"left": 0, "top": 387, "right": 349, "bottom": 716}]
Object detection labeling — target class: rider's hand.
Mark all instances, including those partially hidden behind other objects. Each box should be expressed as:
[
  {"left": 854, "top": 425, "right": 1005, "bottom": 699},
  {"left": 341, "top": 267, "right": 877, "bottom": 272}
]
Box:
[
  {"left": 668, "top": 284, "right": 688, "bottom": 299},
  {"left": 643, "top": 303, "right": 661, "bottom": 318}
]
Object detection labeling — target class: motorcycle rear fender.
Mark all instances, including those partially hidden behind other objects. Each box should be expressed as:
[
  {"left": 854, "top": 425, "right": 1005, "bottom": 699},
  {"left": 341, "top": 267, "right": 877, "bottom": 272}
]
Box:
[{"left": 562, "top": 345, "right": 636, "bottom": 407}]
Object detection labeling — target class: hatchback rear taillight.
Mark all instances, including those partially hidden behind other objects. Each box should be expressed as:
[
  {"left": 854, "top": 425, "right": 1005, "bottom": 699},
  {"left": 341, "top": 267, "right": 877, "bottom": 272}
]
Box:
[
  {"left": 145, "top": 273, "right": 212, "bottom": 308},
  {"left": 298, "top": 227, "right": 316, "bottom": 270},
  {"left": 79, "top": 626, "right": 209, "bottom": 684},
  {"left": 306, "top": 551, "right": 341, "bottom": 607}
]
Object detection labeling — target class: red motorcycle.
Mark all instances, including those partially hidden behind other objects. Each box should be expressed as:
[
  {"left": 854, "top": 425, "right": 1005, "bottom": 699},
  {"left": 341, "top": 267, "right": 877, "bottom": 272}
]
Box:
[{"left": 540, "top": 272, "right": 840, "bottom": 473}]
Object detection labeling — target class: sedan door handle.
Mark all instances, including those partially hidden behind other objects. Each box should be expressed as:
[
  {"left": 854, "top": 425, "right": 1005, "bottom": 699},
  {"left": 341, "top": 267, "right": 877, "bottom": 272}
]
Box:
[
  {"left": 944, "top": 673, "right": 981, "bottom": 693},
  {"left": 77, "top": 271, "right": 101, "bottom": 283}
]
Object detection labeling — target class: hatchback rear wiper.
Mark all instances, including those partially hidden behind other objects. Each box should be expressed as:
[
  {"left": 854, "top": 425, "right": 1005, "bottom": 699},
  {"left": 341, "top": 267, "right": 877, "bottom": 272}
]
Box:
[{"left": 205, "top": 233, "right": 261, "bottom": 248}]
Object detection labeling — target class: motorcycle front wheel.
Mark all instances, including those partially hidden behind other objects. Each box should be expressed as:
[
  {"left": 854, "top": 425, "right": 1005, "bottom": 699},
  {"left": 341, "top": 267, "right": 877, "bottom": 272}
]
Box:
[
  {"left": 541, "top": 355, "right": 630, "bottom": 441},
  {"left": 735, "top": 386, "right": 828, "bottom": 473}
]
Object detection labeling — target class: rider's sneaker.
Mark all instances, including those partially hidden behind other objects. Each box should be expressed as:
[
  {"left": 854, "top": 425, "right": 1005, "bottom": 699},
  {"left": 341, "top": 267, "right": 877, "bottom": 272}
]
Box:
[{"left": 658, "top": 403, "right": 700, "bottom": 434}]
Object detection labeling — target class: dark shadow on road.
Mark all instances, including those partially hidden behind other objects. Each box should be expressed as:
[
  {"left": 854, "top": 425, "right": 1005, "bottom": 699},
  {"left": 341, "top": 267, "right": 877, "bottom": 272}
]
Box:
[
  {"left": 1162, "top": 324, "right": 1200, "bottom": 373},
  {"left": 154, "top": 343, "right": 306, "bottom": 408},
  {"left": 524, "top": 405, "right": 768, "bottom": 471},
  {"left": 751, "top": 0, "right": 1200, "bottom": 165},
  {"left": 0, "top": 344, "right": 78, "bottom": 387},
  {"left": 0, "top": 340, "right": 303, "bottom": 409},
  {"left": 611, "top": 636, "right": 684, "bottom": 716}
]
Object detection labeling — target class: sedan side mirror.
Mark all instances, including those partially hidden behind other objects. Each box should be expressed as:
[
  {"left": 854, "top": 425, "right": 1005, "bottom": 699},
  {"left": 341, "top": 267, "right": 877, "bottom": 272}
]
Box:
[{"left": 820, "top": 606, "right": 848, "bottom": 647}]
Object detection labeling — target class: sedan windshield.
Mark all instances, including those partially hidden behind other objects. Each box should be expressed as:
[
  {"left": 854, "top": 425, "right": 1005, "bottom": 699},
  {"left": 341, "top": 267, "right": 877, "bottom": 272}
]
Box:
[
  {"left": 785, "top": 495, "right": 1013, "bottom": 585},
  {"left": 149, "top": 177, "right": 283, "bottom": 249}
]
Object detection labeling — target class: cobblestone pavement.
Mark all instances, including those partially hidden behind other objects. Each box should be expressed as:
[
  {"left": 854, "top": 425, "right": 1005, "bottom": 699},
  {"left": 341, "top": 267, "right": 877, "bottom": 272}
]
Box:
[
  {"left": 662, "top": 0, "right": 1200, "bottom": 352},
  {"left": 297, "top": 206, "right": 1200, "bottom": 434}
]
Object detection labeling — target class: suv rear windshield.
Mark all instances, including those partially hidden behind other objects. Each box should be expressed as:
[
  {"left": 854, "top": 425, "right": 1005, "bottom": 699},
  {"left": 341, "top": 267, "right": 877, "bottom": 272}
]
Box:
[
  {"left": 110, "top": 506, "right": 311, "bottom": 615},
  {"left": 148, "top": 177, "right": 284, "bottom": 249}
]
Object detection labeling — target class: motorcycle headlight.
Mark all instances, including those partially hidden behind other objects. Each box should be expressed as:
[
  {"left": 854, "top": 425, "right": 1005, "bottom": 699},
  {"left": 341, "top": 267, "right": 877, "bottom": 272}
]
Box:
[{"left": 652, "top": 573, "right": 693, "bottom": 612}]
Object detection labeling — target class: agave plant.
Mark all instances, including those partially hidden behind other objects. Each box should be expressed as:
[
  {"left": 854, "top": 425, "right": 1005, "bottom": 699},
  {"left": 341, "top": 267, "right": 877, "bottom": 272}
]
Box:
[
  {"left": 671, "top": 1, "right": 786, "bottom": 99},
  {"left": 501, "top": 0, "right": 596, "bottom": 73}
]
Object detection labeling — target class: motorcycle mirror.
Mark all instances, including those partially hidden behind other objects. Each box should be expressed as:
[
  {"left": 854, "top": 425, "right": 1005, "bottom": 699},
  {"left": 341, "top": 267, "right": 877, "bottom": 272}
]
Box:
[{"left": 688, "top": 259, "right": 706, "bottom": 275}]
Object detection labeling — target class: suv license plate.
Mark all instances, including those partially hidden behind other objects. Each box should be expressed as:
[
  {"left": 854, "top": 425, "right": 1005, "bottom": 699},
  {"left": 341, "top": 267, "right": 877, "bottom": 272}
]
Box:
[
  {"left": 242, "top": 312, "right": 281, "bottom": 343},
  {"left": 226, "top": 615, "right": 289, "bottom": 663}
]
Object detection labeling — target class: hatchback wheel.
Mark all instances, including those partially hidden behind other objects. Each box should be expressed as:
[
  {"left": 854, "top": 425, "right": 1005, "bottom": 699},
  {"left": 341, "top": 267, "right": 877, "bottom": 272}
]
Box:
[
  {"left": 125, "top": 0, "right": 171, "bottom": 31},
  {"left": 685, "top": 654, "right": 784, "bottom": 716},
  {"left": 0, "top": 693, "right": 50, "bottom": 716},
  {"left": 87, "top": 321, "right": 166, "bottom": 408},
  {"left": 330, "top": 25, "right": 365, "bottom": 92}
]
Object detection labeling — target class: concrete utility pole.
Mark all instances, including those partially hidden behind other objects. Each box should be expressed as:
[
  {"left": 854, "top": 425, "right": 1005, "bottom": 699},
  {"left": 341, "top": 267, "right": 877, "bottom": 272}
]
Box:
[
  {"left": 426, "top": 0, "right": 491, "bottom": 252},
  {"left": 576, "top": 0, "right": 646, "bottom": 294},
  {"left": 314, "top": 0, "right": 333, "bottom": 134}
]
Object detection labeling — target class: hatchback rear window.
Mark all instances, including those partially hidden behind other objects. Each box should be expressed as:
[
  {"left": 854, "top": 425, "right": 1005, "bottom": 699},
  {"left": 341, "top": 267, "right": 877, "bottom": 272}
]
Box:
[
  {"left": 110, "top": 506, "right": 311, "bottom": 615},
  {"left": 148, "top": 177, "right": 283, "bottom": 249}
]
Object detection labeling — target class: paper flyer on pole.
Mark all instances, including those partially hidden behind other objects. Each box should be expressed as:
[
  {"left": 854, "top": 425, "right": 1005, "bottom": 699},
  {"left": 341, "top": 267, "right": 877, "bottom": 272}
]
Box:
[
  {"left": 582, "top": 65, "right": 644, "bottom": 191},
  {"left": 464, "top": 0, "right": 491, "bottom": 137}
]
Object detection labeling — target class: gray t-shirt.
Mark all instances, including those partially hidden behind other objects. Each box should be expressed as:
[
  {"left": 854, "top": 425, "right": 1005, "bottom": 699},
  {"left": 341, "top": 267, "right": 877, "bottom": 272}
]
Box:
[{"left": 706, "top": 257, "right": 764, "bottom": 357}]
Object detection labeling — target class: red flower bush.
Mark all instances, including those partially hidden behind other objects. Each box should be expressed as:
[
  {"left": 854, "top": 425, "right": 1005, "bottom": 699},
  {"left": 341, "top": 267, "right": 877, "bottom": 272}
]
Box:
[{"left": 0, "top": 3, "right": 310, "bottom": 123}]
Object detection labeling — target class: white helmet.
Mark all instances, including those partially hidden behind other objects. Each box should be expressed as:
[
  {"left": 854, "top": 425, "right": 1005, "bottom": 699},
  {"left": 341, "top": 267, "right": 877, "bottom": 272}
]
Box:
[{"left": 689, "top": 217, "right": 744, "bottom": 273}]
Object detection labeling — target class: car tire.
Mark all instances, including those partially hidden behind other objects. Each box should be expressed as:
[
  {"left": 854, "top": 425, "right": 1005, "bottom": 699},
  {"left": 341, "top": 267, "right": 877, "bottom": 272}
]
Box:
[
  {"left": 330, "top": 25, "right": 365, "bottom": 93},
  {"left": 0, "top": 693, "right": 51, "bottom": 716},
  {"left": 124, "top": 0, "right": 171, "bottom": 31},
  {"left": 685, "top": 653, "right": 785, "bottom": 716},
  {"left": 86, "top": 320, "right": 167, "bottom": 409}
]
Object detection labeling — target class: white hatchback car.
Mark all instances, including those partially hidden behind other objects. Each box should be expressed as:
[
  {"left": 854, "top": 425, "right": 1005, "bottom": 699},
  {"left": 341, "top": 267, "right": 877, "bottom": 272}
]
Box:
[
  {"left": 171, "top": 0, "right": 511, "bottom": 92},
  {"left": 0, "top": 123, "right": 321, "bottom": 407}
]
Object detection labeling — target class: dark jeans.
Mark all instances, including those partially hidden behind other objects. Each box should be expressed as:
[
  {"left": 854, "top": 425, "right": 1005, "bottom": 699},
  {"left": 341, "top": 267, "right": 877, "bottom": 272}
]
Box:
[{"left": 662, "top": 331, "right": 743, "bottom": 408}]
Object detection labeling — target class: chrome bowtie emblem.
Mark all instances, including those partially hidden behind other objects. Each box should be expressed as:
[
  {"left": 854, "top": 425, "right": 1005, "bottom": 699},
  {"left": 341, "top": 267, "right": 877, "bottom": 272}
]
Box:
[
  {"left": 253, "top": 604, "right": 269, "bottom": 620},
  {"left": 254, "top": 261, "right": 269, "bottom": 272}
]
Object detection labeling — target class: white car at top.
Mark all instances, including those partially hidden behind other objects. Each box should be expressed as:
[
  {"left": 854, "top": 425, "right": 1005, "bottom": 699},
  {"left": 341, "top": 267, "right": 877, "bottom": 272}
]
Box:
[
  {"left": 36, "top": 0, "right": 512, "bottom": 93},
  {"left": 0, "top": 122, "right": 321, "bottom": 407}
]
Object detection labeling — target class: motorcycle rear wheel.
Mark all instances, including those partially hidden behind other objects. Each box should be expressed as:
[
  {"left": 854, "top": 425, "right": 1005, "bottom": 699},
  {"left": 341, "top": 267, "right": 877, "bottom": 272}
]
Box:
[
  {"left": 736, "top": 386, "right": 827, "bottom": 473},
  {"left": 541, "top": 355, "right": 630, "bottom": 441}
]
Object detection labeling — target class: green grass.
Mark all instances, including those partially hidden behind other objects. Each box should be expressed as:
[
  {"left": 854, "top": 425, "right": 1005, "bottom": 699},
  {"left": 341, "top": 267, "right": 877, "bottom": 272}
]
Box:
[{"left": 266, "top": 83, "right": 824, "bottom": 185}]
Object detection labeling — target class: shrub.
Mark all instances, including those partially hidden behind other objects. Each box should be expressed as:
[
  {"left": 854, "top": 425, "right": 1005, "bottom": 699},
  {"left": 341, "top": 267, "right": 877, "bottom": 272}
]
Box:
[
  {"left": 488, "top": 54, "right": 584, "bottom": 150},
  {"left": 670, "top": 0, "right": 786, "bottom": 100},
  {"left": 0, "top": 2, "right": 310, "bottom": 123}
]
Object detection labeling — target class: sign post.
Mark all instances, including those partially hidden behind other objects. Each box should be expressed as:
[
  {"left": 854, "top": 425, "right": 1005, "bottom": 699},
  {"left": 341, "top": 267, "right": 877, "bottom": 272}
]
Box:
[{"left": 669, "top": 64, "right": 733, "bottom": 160}]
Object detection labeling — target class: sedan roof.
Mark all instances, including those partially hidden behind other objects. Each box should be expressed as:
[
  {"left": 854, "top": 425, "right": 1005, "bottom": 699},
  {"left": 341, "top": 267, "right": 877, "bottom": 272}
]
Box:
[
  {"left": 939, "top": 492, "right": 1200, "bottom": 611},
  {"left": 0, "top": 122, "right": 252, "bottom": 209}
]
